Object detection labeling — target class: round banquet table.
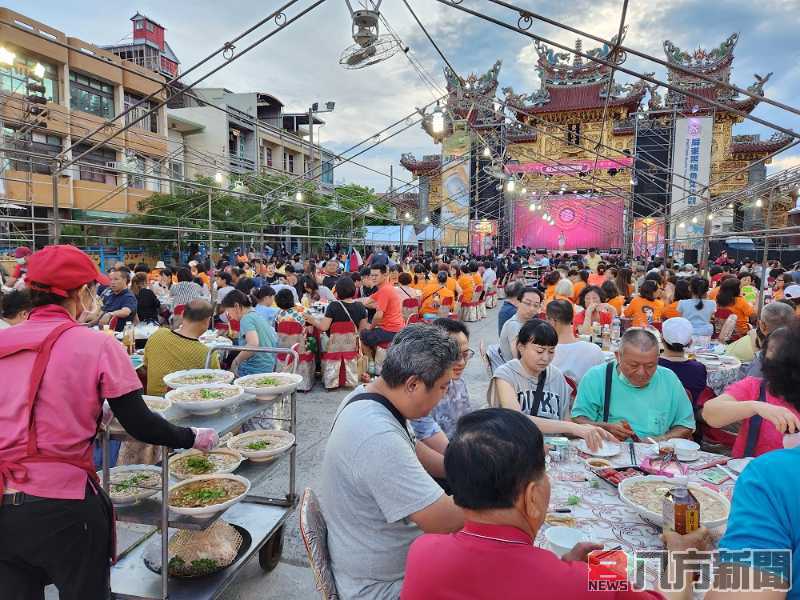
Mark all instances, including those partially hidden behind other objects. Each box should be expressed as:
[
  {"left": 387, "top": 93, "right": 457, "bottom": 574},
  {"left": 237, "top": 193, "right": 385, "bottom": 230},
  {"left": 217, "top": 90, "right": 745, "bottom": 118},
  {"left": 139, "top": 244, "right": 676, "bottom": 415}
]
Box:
[
  {"left": 539, "top": 441, "right": 729, "bottom": 591},
  {"left": 697, "top": 356, "right": 743, "bottom": 395}
]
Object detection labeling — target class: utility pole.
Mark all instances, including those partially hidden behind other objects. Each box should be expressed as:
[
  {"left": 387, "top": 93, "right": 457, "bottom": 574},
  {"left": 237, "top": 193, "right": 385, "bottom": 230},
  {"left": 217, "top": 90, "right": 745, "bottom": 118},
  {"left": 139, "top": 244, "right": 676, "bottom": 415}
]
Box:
[
  {"left": 307, "top": 107, "right": 314, "bottom": 181},
  {"left": 51, "top": 162, "right": 60, "bottom": 245},
  {"left": 756, "top": 189, "right": 774, "bottom": 318},
  {"left": 208, "top": 189, "right": 213, "bottom": 265}
]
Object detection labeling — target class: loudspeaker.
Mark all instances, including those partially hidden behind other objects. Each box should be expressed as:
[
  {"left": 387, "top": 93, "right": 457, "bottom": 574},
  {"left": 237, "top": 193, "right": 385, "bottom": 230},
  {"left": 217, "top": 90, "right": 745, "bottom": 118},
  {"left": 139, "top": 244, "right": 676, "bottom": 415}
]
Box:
[{"left": 683, "top": 249, "right": 698, "bottom": 265}]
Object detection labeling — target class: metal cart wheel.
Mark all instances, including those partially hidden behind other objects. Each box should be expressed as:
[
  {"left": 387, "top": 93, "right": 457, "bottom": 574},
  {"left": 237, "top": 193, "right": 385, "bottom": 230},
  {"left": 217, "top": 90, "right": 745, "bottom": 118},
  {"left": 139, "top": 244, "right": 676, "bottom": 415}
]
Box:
[{"left": 258, "top": 525, "right": 285, "bottom": 573}]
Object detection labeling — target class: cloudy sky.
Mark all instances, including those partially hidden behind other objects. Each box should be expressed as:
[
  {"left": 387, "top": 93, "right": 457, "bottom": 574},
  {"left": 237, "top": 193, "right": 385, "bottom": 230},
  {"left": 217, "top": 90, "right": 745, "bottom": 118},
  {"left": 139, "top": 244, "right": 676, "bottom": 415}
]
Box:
[{"left": 14, "top": 0, "right": 800, "bottom": 192}]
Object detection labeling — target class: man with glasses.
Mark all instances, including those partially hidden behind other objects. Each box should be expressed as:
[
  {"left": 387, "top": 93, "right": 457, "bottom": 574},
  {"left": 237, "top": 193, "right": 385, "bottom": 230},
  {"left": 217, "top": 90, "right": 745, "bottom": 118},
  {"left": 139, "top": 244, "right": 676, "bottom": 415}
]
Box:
[
  {"left": 411, "top": 319, "right": 475, "bottom": 479},
  {"left": 499, "top": 286, "right": 543, "bottom": 363}
]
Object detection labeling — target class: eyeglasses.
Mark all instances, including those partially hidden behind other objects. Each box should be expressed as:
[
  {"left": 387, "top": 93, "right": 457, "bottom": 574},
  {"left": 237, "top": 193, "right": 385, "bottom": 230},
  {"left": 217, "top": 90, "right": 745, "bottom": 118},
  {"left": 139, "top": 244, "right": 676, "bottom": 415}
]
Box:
[
  {"left": 520, "top": 299, "right": 541, "bottom": 307},
  {"left": 457, "top": 349, "right": 475, "bottom": 362}
]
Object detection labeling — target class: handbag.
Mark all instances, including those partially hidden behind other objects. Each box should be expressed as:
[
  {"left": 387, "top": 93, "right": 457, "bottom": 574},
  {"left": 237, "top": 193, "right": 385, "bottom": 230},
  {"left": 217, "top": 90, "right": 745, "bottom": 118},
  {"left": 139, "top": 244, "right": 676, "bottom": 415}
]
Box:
[{"left": 335, "top": 301, "right": 368, "bottom": 377}]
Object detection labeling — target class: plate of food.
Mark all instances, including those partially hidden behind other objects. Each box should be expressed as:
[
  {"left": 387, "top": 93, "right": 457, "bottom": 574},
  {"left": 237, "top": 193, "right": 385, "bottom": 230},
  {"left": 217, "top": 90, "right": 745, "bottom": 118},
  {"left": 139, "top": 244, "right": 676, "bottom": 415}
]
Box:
[
  {"left": 163, "top": 369, "right": 235, "bottom": 389},
  {"left": 169, "top": 449, "right": 244, "bottom": 480},
  {"left": 108, "top": 395, "right": 172, "bottom": 434},
  {"left": 233, "top": 373, "right": 304, "bottom": 400},
  {"left": 727, "top": 457, "right": 754, "bottom": 474},
  {"left": 618, "top": 475, "right": 730, "bottom": 529},
  {"left": 577, "top": 440, "right": 621, "bottom": 457},
  {"left": 143, "top": 520, "right": 251, "bottom": 579},
  {"left": 168, "top": 474, "right": 250, "bottom": 518},
  {"left": 227, "top": 430, "right": 295, "bottom": 462},
  {"left": 165, "top": 383, "right": 245, "bottom": 415},
  {"left": 103, "top": 465, "right": 162, "bottom": 506}
]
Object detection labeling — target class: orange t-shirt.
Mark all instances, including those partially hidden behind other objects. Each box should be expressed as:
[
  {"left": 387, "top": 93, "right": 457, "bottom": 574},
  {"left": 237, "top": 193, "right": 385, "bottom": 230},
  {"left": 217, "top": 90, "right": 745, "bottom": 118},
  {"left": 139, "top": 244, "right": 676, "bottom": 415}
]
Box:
[
  {"left": 544, "top": 294, "right": 573, "bottom": 310},
  {"left": 607, "top": 295, "right": 625, "bottom": 316},
  {"left": 544, "top": 285, "right": 556, "bottom": 301},
  {"left": 371, "top": 283, "right": 404, "bottom": 332},
  {"left": 587, "top": 274, "right": 605, "bottom": 287},
  {"left": 624, "top": 297, "right": 663, "bottom": 327},
  {"left": 721, "top": 296, "right": 755, "bottom": 336},
  {"left": 572, "top": 281, "right": 586, "bottom": 303},
  {"left": 419, "top": 282, "right": 454, "bottom": 315},
  {"left": 662, "top": 301, "right": 681, "bottom": 320},
  {"left": 458, "top": 274, "right": 475, "bottom": 303},
  {"left": 446, "top": 277, "right": 458, "bottom": 296},
  {"left": 472, "top": 272, "right": 483, "bottom": 290},
  {"left": 708, "top": 286, "right": 720, "bottom": 301}
]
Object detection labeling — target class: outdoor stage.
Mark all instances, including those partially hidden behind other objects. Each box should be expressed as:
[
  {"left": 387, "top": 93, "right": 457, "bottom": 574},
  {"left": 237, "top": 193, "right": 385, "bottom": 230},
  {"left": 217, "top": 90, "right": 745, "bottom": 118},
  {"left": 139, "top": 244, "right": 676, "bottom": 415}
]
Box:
[{"left": 513, "top": 195, "right": 624, "bottom": 251}]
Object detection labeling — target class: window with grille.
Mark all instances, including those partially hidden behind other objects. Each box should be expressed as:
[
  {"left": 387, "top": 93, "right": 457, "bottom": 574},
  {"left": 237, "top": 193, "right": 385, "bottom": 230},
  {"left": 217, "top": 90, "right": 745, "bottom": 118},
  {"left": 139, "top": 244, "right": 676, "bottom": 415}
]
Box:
[
  {"left": 288, "top": 154, "right": 295, "bottom": 173},
  {"left": 69, "top": 72, "right": 114, "bottom": 119},
  {"left": 129, "top": 155, "right": 146, "bottom": 189},
  {"left": 2, "top": 128, "right": 61, "bottom": 174},
  {"left": 0, "top": 54, "right": 59, "bottom": 102},
  {"left": 124, "top": 92, "right": 159, "bottom": 133},
  {"left": 73, "top": 143, "right": 117, "bottom": 184},
  {"left": 266, "top": 147, "right": 272, "bottom": 167}
]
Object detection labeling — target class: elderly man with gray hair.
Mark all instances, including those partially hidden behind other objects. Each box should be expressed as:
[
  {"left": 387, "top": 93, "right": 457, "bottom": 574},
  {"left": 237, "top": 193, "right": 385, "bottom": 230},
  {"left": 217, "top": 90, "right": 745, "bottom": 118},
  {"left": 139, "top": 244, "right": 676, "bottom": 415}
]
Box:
[
  {"left": 725, "top": 301, "right": 796, "bottom": 375},
  {"left": 571, "top": 328, "right": 695, "bottom": 442},
  {"left": 320, "top": 323, "right": 464, "bottom": 600}
]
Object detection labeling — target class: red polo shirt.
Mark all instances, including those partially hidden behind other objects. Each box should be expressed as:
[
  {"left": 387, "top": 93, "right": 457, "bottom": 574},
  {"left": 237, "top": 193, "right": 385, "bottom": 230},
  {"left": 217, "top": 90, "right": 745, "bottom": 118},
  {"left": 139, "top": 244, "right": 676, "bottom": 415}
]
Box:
[{"left": 401, "top": 521, "right": 664, "bottom": 600}]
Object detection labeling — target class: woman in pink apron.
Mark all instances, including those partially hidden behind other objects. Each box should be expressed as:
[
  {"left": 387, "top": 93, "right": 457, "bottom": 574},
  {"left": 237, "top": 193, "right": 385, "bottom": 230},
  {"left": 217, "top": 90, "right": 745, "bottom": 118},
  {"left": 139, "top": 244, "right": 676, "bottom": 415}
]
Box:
[{"left": 0, "top": 245, "right": 218, "bottom": 600}]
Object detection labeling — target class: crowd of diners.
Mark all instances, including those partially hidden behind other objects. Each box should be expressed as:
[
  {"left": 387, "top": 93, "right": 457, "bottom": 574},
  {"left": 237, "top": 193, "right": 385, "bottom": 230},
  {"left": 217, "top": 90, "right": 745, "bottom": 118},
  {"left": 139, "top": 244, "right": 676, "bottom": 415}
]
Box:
[{"left": 1, "top": 242, "right": 799, "bottom": 598}]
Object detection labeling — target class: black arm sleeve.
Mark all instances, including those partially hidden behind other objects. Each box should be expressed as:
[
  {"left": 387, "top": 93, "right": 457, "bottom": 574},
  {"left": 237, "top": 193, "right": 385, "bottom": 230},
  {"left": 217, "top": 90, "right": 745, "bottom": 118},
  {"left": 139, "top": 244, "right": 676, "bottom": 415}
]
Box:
[{"left": 108, "top": 389, "right": 196, "bottom": 449}]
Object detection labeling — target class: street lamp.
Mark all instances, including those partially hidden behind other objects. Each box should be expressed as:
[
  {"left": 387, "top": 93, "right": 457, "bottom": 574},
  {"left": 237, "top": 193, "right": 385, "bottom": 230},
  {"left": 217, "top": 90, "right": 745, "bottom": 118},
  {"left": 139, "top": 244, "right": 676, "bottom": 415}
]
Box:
[{"left": 431, "top": 106, "right": 445, "bottom": 134}]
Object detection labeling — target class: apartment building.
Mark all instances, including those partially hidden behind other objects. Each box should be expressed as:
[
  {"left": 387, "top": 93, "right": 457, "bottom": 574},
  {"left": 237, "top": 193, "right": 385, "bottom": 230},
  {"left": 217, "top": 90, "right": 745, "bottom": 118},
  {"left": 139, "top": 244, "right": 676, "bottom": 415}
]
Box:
[
  {"left": 0, "top": 7, "right": 170, "bottom": 224},
  {"left": 168, "top": 88, "right": 335, "bottom": 191}
]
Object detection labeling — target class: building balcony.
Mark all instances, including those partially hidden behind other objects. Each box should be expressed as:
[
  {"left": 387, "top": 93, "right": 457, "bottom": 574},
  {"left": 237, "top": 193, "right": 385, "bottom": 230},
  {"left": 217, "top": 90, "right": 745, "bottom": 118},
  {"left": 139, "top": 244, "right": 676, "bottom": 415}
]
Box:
[{"left": 229, "top": 154, "right": 255, "bottom": 173}]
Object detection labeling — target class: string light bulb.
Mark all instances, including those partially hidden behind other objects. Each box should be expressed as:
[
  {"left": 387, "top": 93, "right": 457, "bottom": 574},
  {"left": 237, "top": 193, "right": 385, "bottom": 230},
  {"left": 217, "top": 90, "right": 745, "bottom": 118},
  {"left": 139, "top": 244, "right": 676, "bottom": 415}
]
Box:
[
  {"left": 755, "top": 198, "right": 763, "bottom": 207},
  {"left": 679, "top": 222, "right": 686, "bottom": 228},
  {"left": 404, "top": 211, "right": 411, "bottom": 219},
  {"left": 529, "top": 202, "right": 536, "bottom": 211},
  {"left": 367, "top": 204, "right": 374, "bottom": 213},
  {"left": 708, "top": 213, "right": 713, "bottom": 220},
  {"left": 295, "top": 191, "right": 303, "bottom": 201},
  {"left": 506, "top": 179, "right": 516, "bottom": 192},
  {"left": 482, "top": 146, "right": 491, "bottom": 157},
  {"left": 727, "top": 203, "right": 734, "bottom": 209},
  {"left": 691, "top": 216, "right": 697, "bottom": 223},
  {"left": 214, "top": 171, "right": 224, "bottom": 184}
]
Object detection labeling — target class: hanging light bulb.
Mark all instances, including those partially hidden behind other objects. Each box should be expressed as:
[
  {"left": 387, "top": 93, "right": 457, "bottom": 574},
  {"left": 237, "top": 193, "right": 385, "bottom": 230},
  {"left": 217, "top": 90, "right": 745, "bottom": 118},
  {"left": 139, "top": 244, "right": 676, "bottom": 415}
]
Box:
[
  {"left": 679, "top": 221, "right": 686, "bottom": 228},
  {"left": 755, "top": 198, "right": 763, "bottom": 207},
  {"left": 727, "top": 203, "right": 734, "bottom": 209},
  {"left": 368, "top": 204, "right": 375, "bottom": 214},
  {"left": 521, "top": 187, "right": 527, "bottom": 194},
  {"left": 573, "top": 190, "right": 578, "bottom": 195},
  {"left": 559, "top": 189, "right": 564, "bottom": 195},
  {"left": 482, "top": 146, "right": 491, "bottom": 158},
  {"left": 529, "top": 202, "right": 536, "bottom": 211},
  {"left": 542, "top": 213, "right": 550, "bottom": 221},
  {"left": 424, "top": 216, "right": 430, "bottom": 223},
  {"left": 691, "top": 216, "right": 697, "bottom": 223},
  {"left": 404, "top": 211, "right": 411, "bottom": 219},
  {"left": 295, "top": 191, "right": 303, "bottom": 201},
  {"left": 506, "top": 179, "right": 516, "bottom": 192},
  {"left": 707, "top": 213, "right": 713, "bottom": 220},
  {"left": 214, "top": 171, "right": 224, "bottom": 184},
  {"left": 431, "top": 106, "right": 445, "bottom": 134}
]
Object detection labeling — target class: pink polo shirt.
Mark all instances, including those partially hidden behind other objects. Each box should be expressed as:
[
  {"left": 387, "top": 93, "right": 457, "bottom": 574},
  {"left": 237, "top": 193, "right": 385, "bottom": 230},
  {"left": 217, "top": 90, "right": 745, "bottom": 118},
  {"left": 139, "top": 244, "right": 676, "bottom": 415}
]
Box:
[
  {"left": 401, "top": 521, "right": 665, "bottom": 600},
  {"left": 0, "top": 305, "right": 142, "bottom": 499}
]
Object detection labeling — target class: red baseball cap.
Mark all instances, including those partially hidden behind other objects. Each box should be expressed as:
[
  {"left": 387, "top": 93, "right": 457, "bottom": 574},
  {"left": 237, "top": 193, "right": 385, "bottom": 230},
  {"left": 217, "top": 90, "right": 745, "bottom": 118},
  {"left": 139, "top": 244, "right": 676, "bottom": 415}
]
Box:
[
  {"left": 26, "top": 245, "right": 110, "bottom": 297},
  {"left": 14, "top": 246, "right": 32, "bottom": 259}
]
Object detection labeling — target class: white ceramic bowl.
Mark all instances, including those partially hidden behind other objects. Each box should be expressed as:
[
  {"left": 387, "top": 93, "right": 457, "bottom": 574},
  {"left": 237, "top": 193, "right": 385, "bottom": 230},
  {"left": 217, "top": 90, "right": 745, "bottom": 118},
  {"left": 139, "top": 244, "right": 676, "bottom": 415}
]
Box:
[
  {"left": 167, "top": 473, "right": 251, "bottom": 518},
  {"left": 544, "top": 526, "right": 588, "bottom": 557},
  {"left": 618, "top": 475, "right": 731, "bottom": 529},
  {"left": 227, "top": 430, "right": 296, "bottom": 462},
  {"left": 661, "top": 439, "right": 701, "bottom": 461},
  {"left": 165, "top": 383, "right": 245, "bottom": 415},
  {"left": 577, "top": 440, "right": 621, "bottom": 457},
  {"left": 102, "top": 465, "right": 163, "bottom": 506},
  {"left": 163, "top": 369, "right": 234, "bottom": 389},
  {"left": 233, "top": 372, "right": 304, "bottom": 400},
  {"left": 168, "top": 448, "right": 244, "bottom": 480}
]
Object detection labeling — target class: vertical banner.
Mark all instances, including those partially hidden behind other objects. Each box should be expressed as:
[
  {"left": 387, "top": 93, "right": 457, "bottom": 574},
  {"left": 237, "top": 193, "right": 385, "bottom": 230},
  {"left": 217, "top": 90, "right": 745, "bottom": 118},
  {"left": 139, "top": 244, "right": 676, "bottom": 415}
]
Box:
[
  {"left": 470, "top": 219, "right": 497, "bottom": 255},
  {"left": 440, "top": 122, "right": 471, "bottom": 248},
  {"left": 670, "top": 116, "right": 712, "bottom": 251},
  {"left": 632, "top": 218, "right": 665, "bottom": 258}
]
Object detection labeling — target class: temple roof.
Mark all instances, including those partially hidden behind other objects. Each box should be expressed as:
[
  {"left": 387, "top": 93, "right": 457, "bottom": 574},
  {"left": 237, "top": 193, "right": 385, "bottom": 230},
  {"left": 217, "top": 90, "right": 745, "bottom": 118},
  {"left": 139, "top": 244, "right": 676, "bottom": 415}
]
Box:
[
  {"left": 502, "top": 31, "right": 646, "bottom": 118},
  {"left": 663, "top": 33, "right": 771, "bottom": 115},
  {"left": 730, "top": 132, "right": 793, "bottom": 156},
  {"left": 444, "top": 60, "right": 503, "bottom": 124},
  {"left": 400, "top": 153, "right": 441, "bottom": 174}
]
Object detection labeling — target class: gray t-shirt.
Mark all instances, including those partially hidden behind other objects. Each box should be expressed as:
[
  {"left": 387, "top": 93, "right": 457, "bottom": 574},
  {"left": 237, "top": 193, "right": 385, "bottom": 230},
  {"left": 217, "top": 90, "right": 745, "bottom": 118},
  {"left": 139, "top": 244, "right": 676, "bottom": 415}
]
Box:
[
  {"left": 499, "top": 314, "right": 523, "bottom": 362},
  {"left": 493, "top": 360, "right": 571, "bottom": 420},
  {"left": 319, "top": 387, "right": 443, "bottom": 600}
]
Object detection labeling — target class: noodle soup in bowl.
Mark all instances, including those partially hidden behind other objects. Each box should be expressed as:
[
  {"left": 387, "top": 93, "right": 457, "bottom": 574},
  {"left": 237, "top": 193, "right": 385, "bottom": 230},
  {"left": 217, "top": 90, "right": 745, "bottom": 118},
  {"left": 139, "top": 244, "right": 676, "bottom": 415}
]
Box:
[
  {"left": 167, "top": 474, "right": 251, "bottom": 518},
  {"left": 165, "top": 383, "right": 245, "bottom": 415}
]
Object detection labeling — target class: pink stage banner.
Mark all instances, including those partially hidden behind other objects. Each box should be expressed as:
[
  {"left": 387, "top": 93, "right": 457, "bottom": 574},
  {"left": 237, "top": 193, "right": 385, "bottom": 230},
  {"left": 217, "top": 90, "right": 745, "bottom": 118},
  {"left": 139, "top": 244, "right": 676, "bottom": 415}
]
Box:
[
  {"left": 513, "top": 196, "right": 623, "bottom": 250},
  {"left": 505, "top": 156, "right": 633, "bottom": 175}
]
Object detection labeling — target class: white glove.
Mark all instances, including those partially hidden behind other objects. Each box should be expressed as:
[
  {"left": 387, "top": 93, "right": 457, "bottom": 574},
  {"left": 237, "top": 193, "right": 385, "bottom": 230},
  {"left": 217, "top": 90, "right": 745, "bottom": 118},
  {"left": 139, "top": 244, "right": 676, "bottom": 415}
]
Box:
[
  {"left": 101, "top": 401, "right": 115, "bottom": 428},
  {"left": 191, "top": 427, "right": 219, "bottom": 451}
]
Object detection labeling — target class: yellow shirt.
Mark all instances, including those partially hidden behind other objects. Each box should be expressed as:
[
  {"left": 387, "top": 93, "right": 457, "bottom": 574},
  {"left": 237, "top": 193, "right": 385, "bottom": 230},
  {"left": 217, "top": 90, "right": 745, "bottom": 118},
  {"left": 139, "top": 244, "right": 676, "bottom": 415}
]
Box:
[{"left": 143, "top": 328, "right": 220, "bottom": 396}]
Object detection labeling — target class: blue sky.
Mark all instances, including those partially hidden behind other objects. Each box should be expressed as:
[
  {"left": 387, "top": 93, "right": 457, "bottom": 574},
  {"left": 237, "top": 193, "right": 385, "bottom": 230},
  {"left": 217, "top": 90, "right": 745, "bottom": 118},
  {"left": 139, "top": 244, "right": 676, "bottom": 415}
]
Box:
[{"left": 10, "top": 0, "right": 800, "bottom": 192}]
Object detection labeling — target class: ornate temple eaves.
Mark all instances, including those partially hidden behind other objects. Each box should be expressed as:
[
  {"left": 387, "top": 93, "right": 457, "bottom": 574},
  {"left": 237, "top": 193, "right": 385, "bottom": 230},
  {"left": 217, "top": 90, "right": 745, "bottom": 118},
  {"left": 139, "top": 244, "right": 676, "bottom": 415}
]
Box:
[
  {"left": 730, "top": 132, "right": 793, "bottom": 156},
  {"left": 400, "top": 153, "right": 441, "bottom": 175}
]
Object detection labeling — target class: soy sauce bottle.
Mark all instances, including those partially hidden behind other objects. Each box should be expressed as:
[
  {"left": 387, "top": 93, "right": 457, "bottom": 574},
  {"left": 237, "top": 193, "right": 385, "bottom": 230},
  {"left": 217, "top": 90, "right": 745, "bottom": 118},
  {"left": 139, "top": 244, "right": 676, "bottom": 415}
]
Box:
[{"left": 662, "top": 477, "right": 700, "bottom": 534}]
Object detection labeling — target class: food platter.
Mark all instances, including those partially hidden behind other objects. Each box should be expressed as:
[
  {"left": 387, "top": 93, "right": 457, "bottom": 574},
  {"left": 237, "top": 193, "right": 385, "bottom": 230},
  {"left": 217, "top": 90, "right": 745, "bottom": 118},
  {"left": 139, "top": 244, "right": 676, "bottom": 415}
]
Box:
[
  {"left": 577, "top": 440, "right": 621, "bottom": 457},
  {"left": 103, "top": 465, "right": 163, "bottom": 506},
  {"left": 727, "top": 457, "right": 754, "bottom": 474},
  {"left": 167, "top": 474, "right": 251, "bottom": 518},
  {"left": 233, "top": 372, "right": 303, "bottom": 400},
  {"left": 165, "top": 383, "right": 245, "bottom": 415},
  {"left": 227, "top": 430, "right": 296, "bottom": 462},
  {"left": 163, "top": 369, "right": 235, "bottom": 389},
  {"left": 169, "top": 449, "right": 245, "bottom": 480},
  {"left": 618, "top": 475, "right": 730, "bottom": 529}
]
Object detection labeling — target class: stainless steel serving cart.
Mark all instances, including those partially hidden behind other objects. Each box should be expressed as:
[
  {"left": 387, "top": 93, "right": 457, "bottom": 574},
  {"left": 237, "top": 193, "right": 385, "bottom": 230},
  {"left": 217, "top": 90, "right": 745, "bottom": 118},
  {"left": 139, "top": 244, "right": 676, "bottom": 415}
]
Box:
[{"left": 100, "top": 345, "right": 299, "bottom": 600}]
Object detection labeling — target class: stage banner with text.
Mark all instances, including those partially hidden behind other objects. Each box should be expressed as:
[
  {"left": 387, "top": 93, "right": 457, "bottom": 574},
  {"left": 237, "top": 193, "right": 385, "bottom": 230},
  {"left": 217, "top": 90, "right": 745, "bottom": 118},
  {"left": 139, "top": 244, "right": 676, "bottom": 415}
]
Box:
[
  {"left": 670, "top": 116, "right": 712, "bottom": 251},
  {"left": 470, "top": 219, "right": 497, "bottom": 256},
  {"left": 440, "top": 123, "right": 471, "bottom": 247},
  {"left": 513, "top": 196, "right": 623, "bottom": 251}
]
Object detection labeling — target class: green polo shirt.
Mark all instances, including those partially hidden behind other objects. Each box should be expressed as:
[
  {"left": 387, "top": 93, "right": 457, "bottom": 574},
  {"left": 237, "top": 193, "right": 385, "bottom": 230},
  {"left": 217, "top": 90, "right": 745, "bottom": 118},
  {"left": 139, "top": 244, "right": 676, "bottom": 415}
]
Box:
[{"left": 572, "top": 362, "right": 695, "bottom": 439}]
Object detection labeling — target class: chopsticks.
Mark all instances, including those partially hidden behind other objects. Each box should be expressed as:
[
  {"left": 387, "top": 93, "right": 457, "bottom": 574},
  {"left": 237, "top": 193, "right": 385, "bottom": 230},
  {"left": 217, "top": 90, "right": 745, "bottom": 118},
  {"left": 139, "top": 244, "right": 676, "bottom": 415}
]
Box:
[
  {"left": 592, "top": 545, "right": 623, "bottom": 562},
  {"left": 628, "top": 441, "right": 637, "bottom": 466}
]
